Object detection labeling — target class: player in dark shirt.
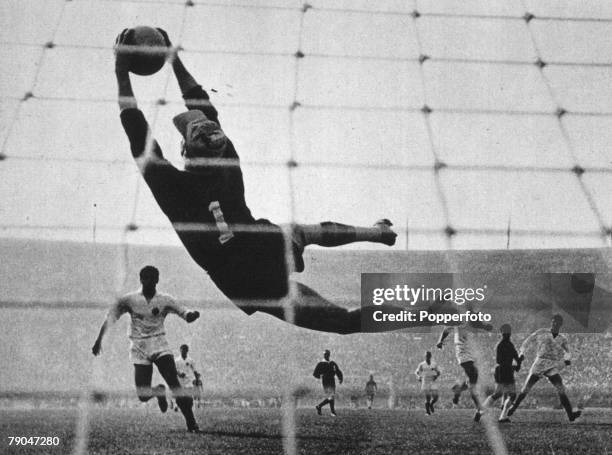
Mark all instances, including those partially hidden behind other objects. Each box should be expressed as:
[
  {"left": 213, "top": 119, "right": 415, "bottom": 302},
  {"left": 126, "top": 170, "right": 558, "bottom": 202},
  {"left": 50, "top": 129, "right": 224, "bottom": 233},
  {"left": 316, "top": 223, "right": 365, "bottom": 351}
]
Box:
[
  {"left": 114, "top": 29, "right": 397, "bottom": 334},
  {"left": 313, "top": 350, "right": 343, "bottom": 416},
  {"left": 482, "top": 324, "right": 521, "bottom": 422}
]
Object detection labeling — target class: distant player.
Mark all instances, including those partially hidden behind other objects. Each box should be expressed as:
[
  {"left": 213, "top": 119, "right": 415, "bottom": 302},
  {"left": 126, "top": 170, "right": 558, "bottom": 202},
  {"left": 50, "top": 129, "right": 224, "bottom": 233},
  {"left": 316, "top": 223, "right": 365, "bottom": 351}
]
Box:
[
  {"left": 507, "top": 314, "right": 581, "bottom": 422},
  {"left": 175, "top": 344, "right": 203, "bottom": 409},
  {"left": 91, "top": 266, "right": 201, "bottom": 432},
  {"left": 482, "top": 324, "right": 522, "bottom": 422},
  {"left": 415, "top": 351, "right": 441, "bottom": 415},
  {"left": 437, "top": 314, "right": 492, "bottom": 421},
  {"left": 313, "top": 350, "right": 343, "bottom": 416},
  {"left": 114, "top": 28, "right": 397, "bottom": 336},
  {"left": 365, "top": 375, "right": 378, "bottom": 409}
]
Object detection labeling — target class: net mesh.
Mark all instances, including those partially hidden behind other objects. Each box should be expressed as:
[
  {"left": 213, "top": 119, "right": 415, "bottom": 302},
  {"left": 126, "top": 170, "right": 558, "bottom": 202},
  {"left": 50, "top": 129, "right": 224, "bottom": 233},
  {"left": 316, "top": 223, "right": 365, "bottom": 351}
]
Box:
[{"left": 1, "top": 1, "right": 612, "bottom": 454}]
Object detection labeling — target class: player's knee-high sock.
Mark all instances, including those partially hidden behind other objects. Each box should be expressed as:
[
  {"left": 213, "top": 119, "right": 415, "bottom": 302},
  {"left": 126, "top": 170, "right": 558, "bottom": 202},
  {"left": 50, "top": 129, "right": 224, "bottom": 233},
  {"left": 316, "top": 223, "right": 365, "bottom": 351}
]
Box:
[
  {"left": 469, "top": 388, "right": 483, "bottom": 411},
  {"left": 558, "top": 393, "right": 574, "bottom": 418},
  {"left": 431, "top": 394, "right": 438, "bottom": 406},
  {"left": 176, "top": 396, "right": 197, "bottom": 430},
  {"left": 483, "top": 395, "right": 493, "bottom": 409},
  {"left": 298, "top": 221, "right": 393, "bottom": 247},
  {"left": 318, "top": 398, "right": 330, "bottom": 408},
  {"left": 499, "top": 397, "right": 512, "bottom": 420},
  {"left": 329, "top": 399, "right": 336, "bottom": 414},
  {"left": 511, "top": 392, "right": 526, "bottom": 411}
]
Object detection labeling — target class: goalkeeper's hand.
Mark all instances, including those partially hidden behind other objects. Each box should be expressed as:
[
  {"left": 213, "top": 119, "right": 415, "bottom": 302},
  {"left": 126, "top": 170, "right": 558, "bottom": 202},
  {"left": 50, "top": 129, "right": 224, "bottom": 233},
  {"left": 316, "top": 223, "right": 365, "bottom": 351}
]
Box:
[
  {"left": 114, "top": 28, "right": 135, "bottom": 72},
  {"left": 186, "top": 311, "right": 200, "bottom": 323}
]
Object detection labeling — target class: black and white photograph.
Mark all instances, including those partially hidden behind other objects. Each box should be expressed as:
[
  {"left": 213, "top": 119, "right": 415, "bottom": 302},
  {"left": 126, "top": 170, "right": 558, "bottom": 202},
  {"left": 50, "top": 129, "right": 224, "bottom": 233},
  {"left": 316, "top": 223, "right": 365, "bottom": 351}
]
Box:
[{"left": 1, "top": 0, "right": 611, "bottom": 453}]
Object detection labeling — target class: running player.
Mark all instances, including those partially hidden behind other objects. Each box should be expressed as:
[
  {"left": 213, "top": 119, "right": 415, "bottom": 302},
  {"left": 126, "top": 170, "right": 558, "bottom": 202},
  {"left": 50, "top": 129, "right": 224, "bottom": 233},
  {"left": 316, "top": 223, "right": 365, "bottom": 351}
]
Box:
[
  {"left": 415, "top": 351, "right": 441, "bottom": 415},
  {"left": 313, "top": 350, "right": 343, "bottom": 416},
  {"left": 91, "top": 266, "right": 200, "bottom": 432},
  {"left": 365, "top": 374, "right": 378, "bottom": 409},
  {"left": 437, "top": 316, "right": 492, "bottom": 421},
  {"left": 114, "top": 28, "right": 396, "bottom": 335},
  {"left": 507, "top": 314, "right": 581, "bottom": 422},
  {"left": 482, "top": 324, "right": 521, "bottom": 422},
  {"left": 175, "top": 344, "right": 203, "bottom": 409}
]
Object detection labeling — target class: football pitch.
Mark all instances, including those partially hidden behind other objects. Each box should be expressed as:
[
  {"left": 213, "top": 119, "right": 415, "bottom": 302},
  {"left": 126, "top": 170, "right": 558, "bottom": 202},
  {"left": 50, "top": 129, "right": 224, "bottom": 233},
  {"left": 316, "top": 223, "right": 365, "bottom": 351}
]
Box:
[{"left": 1, "top": 407, "right": 611, "bottom": 454}]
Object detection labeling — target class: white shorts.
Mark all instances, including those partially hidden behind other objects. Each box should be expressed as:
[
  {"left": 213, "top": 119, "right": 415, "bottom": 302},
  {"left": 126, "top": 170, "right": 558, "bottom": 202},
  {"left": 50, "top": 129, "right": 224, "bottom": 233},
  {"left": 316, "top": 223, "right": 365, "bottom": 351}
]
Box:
[
  {"left": 421, "top": 381, "right": 439, "bottom": 392},
  {"left": 529, "top": 358, "right": 564, "bottom": 378},
  {"left": 129, "top": 335, "right": 172, "bottom": 365}
]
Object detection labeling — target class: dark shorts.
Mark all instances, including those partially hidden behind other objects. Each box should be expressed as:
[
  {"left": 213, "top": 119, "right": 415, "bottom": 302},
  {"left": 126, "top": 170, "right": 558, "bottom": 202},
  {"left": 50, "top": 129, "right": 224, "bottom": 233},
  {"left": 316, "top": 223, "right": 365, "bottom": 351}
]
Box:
[
  {"left": 460, "top": 361, "right": 478, "bottom": 384},
  {"left": 494, "top": 365, "right": 515, "bottom": 384}
]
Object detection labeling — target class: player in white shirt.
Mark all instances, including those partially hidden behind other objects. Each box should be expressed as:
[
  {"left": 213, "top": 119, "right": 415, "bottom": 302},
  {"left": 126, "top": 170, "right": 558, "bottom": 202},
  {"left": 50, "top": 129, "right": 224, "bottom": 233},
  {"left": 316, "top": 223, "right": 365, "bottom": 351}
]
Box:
[
  {"left": 415, "top": 351, "right": 441, "bottom": 414},
  {"left": 92, "top": 266, "right": 201, "bottom": 432},
  {"left": 365, "top": 375, "right": 377, "bottom": 409},
  {"left": 507, "top": 314, "right": 581, "bottom": 421},
  {"left": 175, "top": 344, "right": 203, "bottom": 408},
  {"left": 437, "top": 316, "right": 492, "bottom": 422}
]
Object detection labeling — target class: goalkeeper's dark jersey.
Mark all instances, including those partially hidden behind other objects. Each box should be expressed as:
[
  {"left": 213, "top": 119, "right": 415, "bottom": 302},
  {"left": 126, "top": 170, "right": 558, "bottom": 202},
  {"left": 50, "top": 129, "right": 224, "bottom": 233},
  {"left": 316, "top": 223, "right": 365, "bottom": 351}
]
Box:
[
  {"left": 313, "top": 361, "right": 343, "bottom": 388},
  {"left": 120, "top": 86, "right": 288, "bottom": 300},
  {"left": 495, "top": 338, "right": 520, "bottom": 384}
]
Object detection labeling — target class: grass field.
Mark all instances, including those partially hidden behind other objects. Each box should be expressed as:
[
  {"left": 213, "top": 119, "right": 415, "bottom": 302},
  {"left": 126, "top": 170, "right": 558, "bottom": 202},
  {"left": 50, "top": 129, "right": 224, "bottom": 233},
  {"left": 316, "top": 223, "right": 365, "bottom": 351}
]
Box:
[{"left": 1, "top": 407, "right": 611, "bottom": 454}]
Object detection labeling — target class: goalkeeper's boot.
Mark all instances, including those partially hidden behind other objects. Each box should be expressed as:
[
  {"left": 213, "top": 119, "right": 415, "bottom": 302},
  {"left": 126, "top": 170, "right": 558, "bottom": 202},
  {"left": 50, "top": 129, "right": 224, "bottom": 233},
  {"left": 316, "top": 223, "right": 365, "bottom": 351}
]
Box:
[
  {"left": 187, "top": 424, "right": 201, "bottom": 433},
  {"left": 155, "top": 384, "right": 168, "bottom": 413},
  {"left": 374, "top": 219, "right": 397, "bottom": 246},
  {"left": 569, "top": 410, "right": 582, "bottom": 422}
]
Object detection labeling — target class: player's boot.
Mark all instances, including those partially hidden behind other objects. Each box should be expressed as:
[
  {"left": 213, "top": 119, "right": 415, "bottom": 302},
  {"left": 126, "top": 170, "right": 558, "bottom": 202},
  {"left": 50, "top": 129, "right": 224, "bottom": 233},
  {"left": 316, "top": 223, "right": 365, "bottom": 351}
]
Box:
[
  {"left": 569, "top": 410, "right": 582, "bottom": 422},
  {"left": 329, "top": 399, "right": 337, "bottom": 416},
  {"left": 155, "top": 384, "right": 168, "bottom": 413},
  {"left": 187, "top": 424, "right": 201, "bottom": 433},
  {"left": 473, "top": 410, "right": 483, "bottom": 422},
  {"left": 374, "top": 219, "right": 397, "bottom": 246},
  {"left": 315, "top": 405, "right": 322, "bottom": 416}
]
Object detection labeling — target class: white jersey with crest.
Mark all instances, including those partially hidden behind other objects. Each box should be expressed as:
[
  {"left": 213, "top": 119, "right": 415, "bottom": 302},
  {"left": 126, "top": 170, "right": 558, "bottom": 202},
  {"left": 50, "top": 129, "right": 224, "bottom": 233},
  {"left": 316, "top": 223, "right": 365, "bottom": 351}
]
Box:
[
  {"left": 175, "top": 355, "right": 198, "bottom": 388},
  {"left": 106, "top": 290, "right": 188, "bottom": 339},
  {"left": 519, "top": 328, "right": 571, "bottom": 376},
  {"left": 415, "top": 361, "right": 440, "bottom": 384}
]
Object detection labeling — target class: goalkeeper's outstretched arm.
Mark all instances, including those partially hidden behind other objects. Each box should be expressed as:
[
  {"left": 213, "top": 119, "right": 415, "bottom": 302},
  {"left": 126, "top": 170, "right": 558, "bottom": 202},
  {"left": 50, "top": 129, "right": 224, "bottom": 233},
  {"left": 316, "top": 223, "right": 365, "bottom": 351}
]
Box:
[{"left": 436, "top": 327, "right": 451, "bottom": 349}]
